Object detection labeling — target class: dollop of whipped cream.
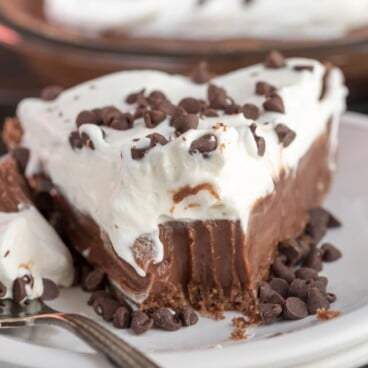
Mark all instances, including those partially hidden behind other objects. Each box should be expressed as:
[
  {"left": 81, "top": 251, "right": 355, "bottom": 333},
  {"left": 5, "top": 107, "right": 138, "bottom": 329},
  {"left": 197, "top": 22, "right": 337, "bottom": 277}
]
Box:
[
  {"left": 17, "top": 58, "right": 346, "bottom": 277},
  {"left": 0, "top": 206, "right": 74, "bottom": 300},
  {"left": 44, "top": 0, "right": 368, "bottom": 40}
]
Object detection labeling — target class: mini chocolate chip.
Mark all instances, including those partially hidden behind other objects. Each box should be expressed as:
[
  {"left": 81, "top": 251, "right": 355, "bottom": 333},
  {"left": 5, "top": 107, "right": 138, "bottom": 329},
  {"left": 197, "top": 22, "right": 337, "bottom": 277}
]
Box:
[
  {"left": 321, "top": 243, "right": 342, "bottom": 262},
  {"left": 308, "top": 276, "right": 328, "bottom": 293},
  {"left": 69, "top": 131, "right": 83, "bottom": 150},
  {"left": 295, "top": 267, "right": 318, "bottom": 280},
  {"left": 279, "top": 239, "right": 303, "bottom": 265},
  {"left": 126, "top": 89, "right": 145, "bottom": 104},
  {"left": 208, "top": 84, "right": 229, "bottom": 110},
  {"left": 224, "top": 103, "right": 241, "bottom": 115},
  {"left": 203, "top": 108, "right": 219, "bottom": 117},
  {"left": 264, "top": 50, "right": 286, "bottom": 69},
  {"left": 12, "top": 147, "right": 30, "bottom": 174},
  {"left": 189, "top": 134, "right": 218, "bottom": 157},
  {"left": 113, "top": 306, "right": 131, "bottom": 329},
  {"left": 242, "top": 103, "right": 260, "bottom": 120},
  {"left": 13, "top": 277, "right": 26, "bottom": 303},
  {"left": 87, "top": 290, "right": 108, "bottom": 306},
  {"left": 283, "top": 297, "right": 308, "bottom": 320},
  {"left": 304, "top": 246, "right": 323, "bottom": 271},
  {"left": 131, "top": 311, "right": 154, "bottom": 335},
  {"left": 289, "top": 279, "right": 308, "bottom": 300},
  {"left": 275, "top": 123, "right": 296, "bottom": 147},
  {"left": 0, "top": 281, "right": 7, "bottom": 297},
  {"left": 171, "top": 113, "right": 199, "bottom": 133},
  {"left": 307, "top": 287, "right": 329, "bottom": 314},
  {"left": 271, "top": 259, "right": 295, "bottom": 283},
  {"left": 191, "top": 61, "right": 212, "bottom": 84},
  {"left": 110, "top": 113, "right": 134, "bottom": 131},
  {"left": 255, "top": 81, "right": 276, "bottom": 96},
  {"left": 176, "top": 306, "right": 198, "bottom": 327},
  {"left": 269, "top": 278, "right": 289, "bottom": 298},
  {"left": 151, "top": 307, "right": 182, "bottom": 331},
  {"left": 81, "top": 132, "right": 95, "bottom": 150},
  {"left": 93, "top": 296, "right": 119, "bottom": 321},
  {"left": 293, "top": 65, "right": 314, "bottom": 72},
  {"left": 41, "top": 278, "right": 59, "bottom": 301},
  {"left": 179, "top": 98, "right": 203, "bottom": 114},
  {"left": 144, "top": 110, "right": 166, "bottom": 128},
  {"left": 254, "top": 135, "right": 266, "bottom": 157},
  {"left": 305, "top": 208, "right": 330, "bottom": 242},
  {"left": 263, "top": 94, "right": 285, "bottom": 114},
  {"left": 157, "top": 100, "right": 178, "bottom": 116},
  {"left": 41, "top": 85, "right": 63, "bottom": 101},
  {"left": 76, "top": 110, "right": 101, "bottom": 127},
  {"left": 147, "top": 90, "right": 167, "bottom": 108},
  {"left": 259, "top": 303, "right": 282, "bottom": 324},
  {"left": 327, "top": 292, "right": 337, "bottom": 303},
  {"left": 82, "top": 269, "right": 105, "bottom": 291}
]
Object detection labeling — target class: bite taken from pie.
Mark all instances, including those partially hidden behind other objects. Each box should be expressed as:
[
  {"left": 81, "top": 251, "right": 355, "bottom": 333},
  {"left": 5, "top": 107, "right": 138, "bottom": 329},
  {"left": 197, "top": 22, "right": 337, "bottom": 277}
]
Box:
[{"left": 2, "top": 51, "right": 346, "bottom": 330}]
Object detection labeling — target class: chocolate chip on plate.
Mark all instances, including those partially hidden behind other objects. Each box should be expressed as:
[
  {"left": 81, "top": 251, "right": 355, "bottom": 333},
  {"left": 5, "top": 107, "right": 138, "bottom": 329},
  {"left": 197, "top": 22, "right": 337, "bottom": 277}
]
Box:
[
  {"left": 131, "top": 311, "right": 154, "bottom": 335},
  {"left": 320, "top": 243, "right": 342, "bottom": 262},
  {"left": 87, "top": 290, "right": 108, "bottom": 306},
  {"left": 305, "top": 208, "right": 330, "bottom": 242},
  {"left": 269, "top": 278, "right": 289, "bottom": 298},
  {"left": 41, "top": 278, "right": 60, "bottom": 301},
  {"left": 303, "top": 246, "right": 323, "bottom": 272},
  {"left": 189, "top": 134, "right": 218, "bottom": 156},
  {"left": 151, "top": 307, "right": 182, "bottom": 331},
  {"left": 295, "top": 267, "right": 318, "bottom": 280},
  {"left": 41, "top": 85, "right": 63, "bottom": 101},
  {"left": 275, "top": 124, "right": 296, "bottom": 147},
  {"left": 259, "top": 303, "right": 282, "bottom": 324},
  {"left": 264, "top": 50, "right": 286, "bottom": 69},
  {"left": 307, "top": 287, "right": 330, "bottom": 314},
  {"left": 93, "top": 296, "right": 119, "bottom": 321},
  {"left": 263, "top": 94, "right": 285, "bottom": 114},
  {"left": 82, "top": 269, "right": 105, "bottom": 292},
  {"left": 113, "top": 306, "right": 131, "bottom": 329},
  {"left": 271, "top": 258, "right": 295, "bottom": 283},
  {"left": 176, "top": 306, "right": 199, "bottom": 327},
  {"left": 283, "top": 297, "right": 308, "bottom": 320},
  {"left": 289, "top": 279, "right": 308, "bottom": 300},
  {"left": 279, "top": 239, "right": 303, "bottom": 265}
]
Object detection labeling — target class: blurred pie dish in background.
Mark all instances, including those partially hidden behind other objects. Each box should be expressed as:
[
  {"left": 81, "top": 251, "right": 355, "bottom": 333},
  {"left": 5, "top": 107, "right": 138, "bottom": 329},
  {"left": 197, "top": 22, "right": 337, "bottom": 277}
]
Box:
[{"left": 0, "top": 0, "right": 368, "bottom": 103}]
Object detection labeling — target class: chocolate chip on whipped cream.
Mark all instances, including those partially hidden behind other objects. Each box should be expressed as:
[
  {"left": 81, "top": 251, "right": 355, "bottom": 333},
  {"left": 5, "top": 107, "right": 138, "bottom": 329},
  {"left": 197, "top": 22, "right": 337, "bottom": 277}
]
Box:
[
  {"left": 144, "top": 110, "right": 167, "bottom": 128},
  {"left": 69, "top": 131, "right": 83, "bottom": 150},
  {"left": 255, "top": 81, "right": 276, "bottom": 96},
  {"left": 131, "top": 133, "right": 168, "bottom": 159},
  {"left": 190, "top": 61, "right": 212, "bottom": 84},
  {"left": 263, "top": 50, "right": 286, "bottom": 69},
  {"left": 171, "top": 113, "right": 199, "bottom": 133},
  {"left": 263, "top": 94, "right": 285, "bottom": 113},
  {"left": 41, "top": 85, "right": 63, "bottom": 101},
  {"left": 242, "top": 103, "right": 261, "bottom": 120},
  {"left": 179, "top": 97, "right": 204, "bottom": 114},
  {"left": 275, "top": 123, "right": 296, "bottom": 147},
  {"left": 189, "top": 134, "right": 218, "bottom": 157},
  {"left": 207, "top": 84, "right": 229, "bottom": 110}
]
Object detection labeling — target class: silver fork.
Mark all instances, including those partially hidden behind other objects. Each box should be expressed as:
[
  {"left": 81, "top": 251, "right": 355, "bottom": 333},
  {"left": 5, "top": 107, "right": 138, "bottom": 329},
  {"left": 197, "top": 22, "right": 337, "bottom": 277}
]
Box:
[{"left": 0, "top": 299, "right": 160, "bottom": 368}]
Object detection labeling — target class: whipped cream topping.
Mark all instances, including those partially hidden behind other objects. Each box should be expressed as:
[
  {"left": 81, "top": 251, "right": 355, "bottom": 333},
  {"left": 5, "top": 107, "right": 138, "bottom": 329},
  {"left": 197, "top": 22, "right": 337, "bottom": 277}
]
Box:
[
  {"left": 0, "top": 206, "right": 74, "bottom": 300},
  {"left": 17, "top": 58, "right": 346, "bottom": 278},
  {"left": 44, "top": 0, "right": 368, "bottom": 40}
]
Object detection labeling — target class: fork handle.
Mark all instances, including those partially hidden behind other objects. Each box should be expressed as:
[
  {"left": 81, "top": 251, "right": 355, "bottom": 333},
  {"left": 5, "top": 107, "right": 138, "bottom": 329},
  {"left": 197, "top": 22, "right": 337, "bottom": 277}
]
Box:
[{"left": 35, "top": 313, "right": 160, "bottom": 368}]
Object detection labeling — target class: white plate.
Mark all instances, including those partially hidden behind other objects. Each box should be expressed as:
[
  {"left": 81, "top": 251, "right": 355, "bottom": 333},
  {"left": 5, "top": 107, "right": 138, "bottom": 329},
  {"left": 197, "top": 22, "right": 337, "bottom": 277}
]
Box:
[{"left": 1, "top": 112, "right": 368, "bottom": 368}]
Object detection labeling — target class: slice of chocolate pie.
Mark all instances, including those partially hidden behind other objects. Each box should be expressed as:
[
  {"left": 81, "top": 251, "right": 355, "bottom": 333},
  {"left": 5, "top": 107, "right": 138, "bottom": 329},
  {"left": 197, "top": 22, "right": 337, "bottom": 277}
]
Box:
[{"left": 3, "top": 52, "right": 347, "bottom": 318}]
